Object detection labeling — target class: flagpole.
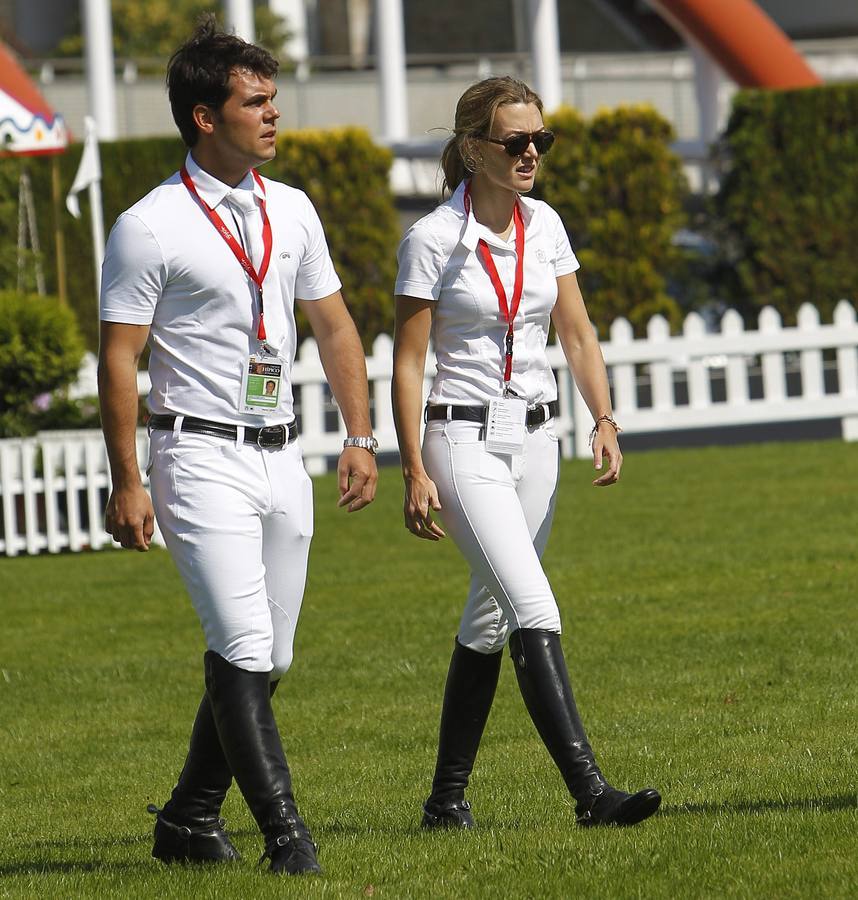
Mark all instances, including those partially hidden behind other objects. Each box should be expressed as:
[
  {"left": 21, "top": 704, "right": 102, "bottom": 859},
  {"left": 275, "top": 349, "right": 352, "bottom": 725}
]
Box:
[
  {"left": 51, "top": 156, "right": 69, "bottom": 306},
  {"left": 89, "top": 174, "right": 105, "bottom": 296},
  {"left": 66, "top": 115, "right": 105, "bottom": 304}
]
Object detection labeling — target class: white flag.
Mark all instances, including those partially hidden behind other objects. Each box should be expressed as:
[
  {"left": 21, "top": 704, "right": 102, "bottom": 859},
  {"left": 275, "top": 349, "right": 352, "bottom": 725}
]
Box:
[{"left": 66, "top": 116, "right": 102, "bottom": 218}]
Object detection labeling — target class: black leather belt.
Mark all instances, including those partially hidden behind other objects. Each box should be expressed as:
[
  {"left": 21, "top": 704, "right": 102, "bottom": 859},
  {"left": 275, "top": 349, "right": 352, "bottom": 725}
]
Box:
[
  {"left": 148, "top": 414, "right": 298, "bottom": 449},
  {"left": 426, "top": 400, "right": 558, "bottom": 428}
]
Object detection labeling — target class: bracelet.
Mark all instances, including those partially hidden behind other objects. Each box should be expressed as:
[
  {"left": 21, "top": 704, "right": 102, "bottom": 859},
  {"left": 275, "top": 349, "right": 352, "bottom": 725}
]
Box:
[{"left": 588, "top": 414, "right": 621, "bottom": 446}]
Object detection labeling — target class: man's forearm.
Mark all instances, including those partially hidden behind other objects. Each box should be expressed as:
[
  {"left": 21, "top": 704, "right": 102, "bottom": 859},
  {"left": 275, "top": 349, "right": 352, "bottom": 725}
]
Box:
[{"left": 98, "top": 354, "right": 144, "bottom": 488}]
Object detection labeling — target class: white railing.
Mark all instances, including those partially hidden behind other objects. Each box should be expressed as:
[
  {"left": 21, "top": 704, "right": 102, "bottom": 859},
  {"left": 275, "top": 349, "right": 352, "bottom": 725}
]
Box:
[
  {"left": 0, "top": 429, "right": 154, "bottom": 557},
  {"left": 1, "top": 301, "right": 856, "bottom": 557}
]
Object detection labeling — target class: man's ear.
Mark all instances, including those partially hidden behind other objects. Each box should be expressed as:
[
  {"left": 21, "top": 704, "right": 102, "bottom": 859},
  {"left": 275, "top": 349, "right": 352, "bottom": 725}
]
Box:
[{"left": 192, "top": 104, "right": 216, "bottom": 136}]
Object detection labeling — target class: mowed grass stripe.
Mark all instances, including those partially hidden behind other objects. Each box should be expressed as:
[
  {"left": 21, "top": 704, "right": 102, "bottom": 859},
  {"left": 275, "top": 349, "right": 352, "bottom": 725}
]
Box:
[{"left": 0, "top": 440, "right": 855, "bottom": 899}]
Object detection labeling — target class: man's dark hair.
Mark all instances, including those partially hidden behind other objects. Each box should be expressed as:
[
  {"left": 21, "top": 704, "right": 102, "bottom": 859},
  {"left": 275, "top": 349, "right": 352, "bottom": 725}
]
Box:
[{"left": 167, "top": 15, "right": 279, "bottom": 147}]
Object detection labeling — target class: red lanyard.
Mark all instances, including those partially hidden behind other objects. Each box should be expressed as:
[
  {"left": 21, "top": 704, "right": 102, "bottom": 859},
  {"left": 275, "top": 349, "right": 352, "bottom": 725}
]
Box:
[
  {"left": 463, "top": 183, "right": 525, "bottom": 386},
  {"left": 180, "top": 165, "right": 273, "bottom": 342}
]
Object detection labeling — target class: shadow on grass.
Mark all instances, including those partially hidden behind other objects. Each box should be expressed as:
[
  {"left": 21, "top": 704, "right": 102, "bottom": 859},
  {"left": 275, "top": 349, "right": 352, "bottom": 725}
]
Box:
[
  {"left": 0, "top": 861, "right": 151, "bottom": 876},
  {"left": 661, "top": 793, "right": 857, "bottom": 817},
  {"left": 1, "top": 832, "right": 154, "bottom": 876}
]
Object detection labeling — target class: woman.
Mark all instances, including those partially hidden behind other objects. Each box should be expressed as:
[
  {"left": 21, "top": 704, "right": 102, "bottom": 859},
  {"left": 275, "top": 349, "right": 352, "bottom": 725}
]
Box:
[{"left": 392, "top": 76, "right": 661, "bottom": 830}]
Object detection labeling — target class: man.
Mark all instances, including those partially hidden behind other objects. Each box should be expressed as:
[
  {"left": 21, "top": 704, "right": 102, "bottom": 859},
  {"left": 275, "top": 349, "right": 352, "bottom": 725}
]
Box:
[{"left": 98, "top": 17, "right": 378, "bottom": 876}]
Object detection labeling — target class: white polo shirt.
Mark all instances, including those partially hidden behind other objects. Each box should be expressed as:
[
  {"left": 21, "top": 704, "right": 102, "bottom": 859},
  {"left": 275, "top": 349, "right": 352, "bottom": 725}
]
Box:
[
  {"left": 100, "top": 153, "right": 341, "bottom": 424},
  {"left": 395, "top": 180, "right": 579, "bottom": 406}
]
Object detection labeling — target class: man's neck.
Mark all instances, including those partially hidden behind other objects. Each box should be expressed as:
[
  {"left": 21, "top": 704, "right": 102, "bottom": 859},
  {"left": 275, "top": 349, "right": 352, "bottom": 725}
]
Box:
[{"left": 189, "top": 147, "right": 252, "bottom": 189}]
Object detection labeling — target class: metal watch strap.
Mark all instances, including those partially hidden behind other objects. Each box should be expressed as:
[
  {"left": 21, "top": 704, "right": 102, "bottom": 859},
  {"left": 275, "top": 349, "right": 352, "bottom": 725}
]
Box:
[{"left": 343, "top": 435, "right": 378, "bottom": 455}]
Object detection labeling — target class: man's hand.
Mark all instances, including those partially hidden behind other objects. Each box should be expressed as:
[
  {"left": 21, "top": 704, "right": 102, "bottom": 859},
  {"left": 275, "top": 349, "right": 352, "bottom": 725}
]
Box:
[
  {"left": 105, "top": 484, "right": 155, "bottom": 550},
  {"left": 337, "top": 448, "right": 378, "bottom": 512}
]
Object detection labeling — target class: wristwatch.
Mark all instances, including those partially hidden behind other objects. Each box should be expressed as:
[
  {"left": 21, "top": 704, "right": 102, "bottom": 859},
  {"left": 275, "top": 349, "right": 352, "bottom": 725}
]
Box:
[{"left": 343, "top": 435, "right": 378, "bottom": 456}]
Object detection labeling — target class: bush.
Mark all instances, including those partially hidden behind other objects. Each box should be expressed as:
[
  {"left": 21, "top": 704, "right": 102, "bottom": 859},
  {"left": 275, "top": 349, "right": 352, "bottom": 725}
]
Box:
[
  {"left": 538, "top": 105, "right": 688, "bottom": 334},
  {"left": 711, "top": 84, "right": 858, "bottom": 324},
  {"left": 265, "top": 127, "right": 399, "bottom": 348},
  {"left": 0, "top": 129, "right": 399, "bottom": 352},
  {"left": 0, "top": 291, "right": 85, "bottom": 437}
]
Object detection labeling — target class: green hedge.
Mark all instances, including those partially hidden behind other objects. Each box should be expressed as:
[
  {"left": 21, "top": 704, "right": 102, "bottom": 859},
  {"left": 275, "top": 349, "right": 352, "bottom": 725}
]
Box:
[
  {"left": 0, "top": 291, "right": 85, "bottom": 437},
  {"left": 538, "top": 105, "right": 688, "bottom": 334},
  {"left": 265, "top": 128, "right": 398, "bottom": 347},
  {"left": 711, "top": 83, "right": 858, "bottom": 324},
  {"left": 0, "top": 129, "right": 398, "bottom": 351}
]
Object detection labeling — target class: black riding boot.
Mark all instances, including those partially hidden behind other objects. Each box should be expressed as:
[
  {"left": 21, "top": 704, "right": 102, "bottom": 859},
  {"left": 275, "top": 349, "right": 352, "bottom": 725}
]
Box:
[
  {"left": 150, "top": 678, "right": 282, "bottom": 863},
  {"left": 509, "top": 628, "right": 661, "bottom": 827},
  {"left": 204, "top": 651, "right": 321, "bottom": 874},
  {"left": 422, "top": 639, "right": 502, "bottom": 830},
  {"left": 150, "top": 694, "right": 240, "bottom": 864}
]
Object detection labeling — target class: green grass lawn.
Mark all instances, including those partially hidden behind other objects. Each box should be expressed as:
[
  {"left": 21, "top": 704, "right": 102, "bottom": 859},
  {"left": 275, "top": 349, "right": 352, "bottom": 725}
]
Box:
[{"left": 0, "top": 440, "right": 856, "bottom": 899}]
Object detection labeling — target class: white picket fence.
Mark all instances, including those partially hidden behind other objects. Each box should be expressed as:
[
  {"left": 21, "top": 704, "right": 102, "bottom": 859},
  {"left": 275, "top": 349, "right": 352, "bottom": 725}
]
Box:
[{"left": 1, "top": 300, "right": 856, "bottom": 556}]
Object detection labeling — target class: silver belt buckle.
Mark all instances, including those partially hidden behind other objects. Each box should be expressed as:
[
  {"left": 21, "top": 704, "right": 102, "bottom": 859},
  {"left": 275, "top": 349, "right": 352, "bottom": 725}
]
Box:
[{"left": 256, "top": 424, "right": 286, "bottom": 448}]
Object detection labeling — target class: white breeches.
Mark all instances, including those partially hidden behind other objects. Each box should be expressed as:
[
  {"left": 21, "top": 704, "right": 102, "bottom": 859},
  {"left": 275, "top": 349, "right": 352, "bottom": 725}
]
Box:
[
  {"left": 148, "top": 428, "right": 314, "bottom": 677},
  {"left": 422, "top": 418, "right": 562, "bottom": 654}
]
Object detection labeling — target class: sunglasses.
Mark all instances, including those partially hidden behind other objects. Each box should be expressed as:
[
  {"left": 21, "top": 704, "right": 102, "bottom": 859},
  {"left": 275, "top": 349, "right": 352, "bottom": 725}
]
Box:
[{"left": 482, "top": 129, "right": 555, "bottom": 157}]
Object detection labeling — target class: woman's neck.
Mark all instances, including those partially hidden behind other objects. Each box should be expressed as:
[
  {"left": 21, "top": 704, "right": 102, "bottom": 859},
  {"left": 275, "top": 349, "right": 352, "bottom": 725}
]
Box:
[{"left": 468, "top": 176, "right": 517, "bottom": 237}]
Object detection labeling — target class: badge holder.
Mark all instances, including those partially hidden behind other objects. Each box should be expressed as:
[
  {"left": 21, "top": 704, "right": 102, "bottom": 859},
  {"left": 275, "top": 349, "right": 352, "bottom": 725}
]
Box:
[
  {"left": 240, "top": 352, "right": 285, "bottom": 414},
  {"left": 485, "top": 395, "right": 527, "bottom": 455}
]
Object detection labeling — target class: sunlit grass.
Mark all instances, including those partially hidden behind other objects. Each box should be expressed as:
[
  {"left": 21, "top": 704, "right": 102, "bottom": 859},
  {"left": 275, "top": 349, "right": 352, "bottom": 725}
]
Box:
[{"left": 1, "top": 440, "right": 855, "bottom": 898}]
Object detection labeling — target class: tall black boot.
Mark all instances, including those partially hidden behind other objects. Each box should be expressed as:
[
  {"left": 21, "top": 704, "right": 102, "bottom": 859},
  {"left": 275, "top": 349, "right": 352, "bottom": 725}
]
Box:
[
  {"left": 149, "top": 694, "right": 240, "bottom": 864},
  {"left": 509, "top": 629, "right": 661, "bottom": 827},
  {"left": 204, "top": 651, "right": 321, "bottom": 875},
  {"left": 422, "top": 639, "right": 502, "bottom": 830},
  {"left": 149, "top": 678, "right": 282, "bottom": 863}
]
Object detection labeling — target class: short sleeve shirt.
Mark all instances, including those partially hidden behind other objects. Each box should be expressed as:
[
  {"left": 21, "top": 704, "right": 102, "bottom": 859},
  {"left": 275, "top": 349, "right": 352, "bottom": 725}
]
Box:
[
  {"left": 100, "top": 153, "right": 341, "bottom": 424},
  {"left": 394, "top": 181, "right": 579, "bottom": 406}
]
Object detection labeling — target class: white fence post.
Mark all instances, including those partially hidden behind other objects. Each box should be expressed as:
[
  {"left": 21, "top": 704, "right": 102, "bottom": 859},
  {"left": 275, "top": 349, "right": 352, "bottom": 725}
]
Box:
[
  {"left": 609, "top": 317, "right": 636, "bottom": 414},
  {"left": 834, "top": 300, "right": 858, "bottom": 440},
  {"left": 797, "top": 302, "right": 824, "bottom": 401},
  {"left": 683, "top": 311, "right": 710, "bottom": 409},
  {"left": 759, "top": 306, "right": 786, "bottom": 403},
  {"left": 722, "top": 309, "right": 748, "bottom": 405},
  {"left": 293, "top": 337, "right": 327, "bottom": 476},
  {"left": 647, "top": 314, "right": 673, "bottom": 413},
  {"left": 370, "top": 333, "right": 396, "bottom": 448}
]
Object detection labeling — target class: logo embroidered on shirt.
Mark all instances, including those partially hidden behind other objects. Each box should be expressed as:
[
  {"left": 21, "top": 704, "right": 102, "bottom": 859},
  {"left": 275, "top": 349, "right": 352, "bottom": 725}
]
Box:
[
  {"left": 536, "top": 249, "right": 547, "bottom": 263},
  {"left": 280, "top": 251, "right": 291, "bottom": 259}
]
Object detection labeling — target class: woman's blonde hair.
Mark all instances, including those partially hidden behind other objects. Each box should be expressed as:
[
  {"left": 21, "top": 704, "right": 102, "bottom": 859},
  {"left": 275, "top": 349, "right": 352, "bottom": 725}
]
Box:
[{"left": 440, "top": 76, "right": 543, "bottom": 196}]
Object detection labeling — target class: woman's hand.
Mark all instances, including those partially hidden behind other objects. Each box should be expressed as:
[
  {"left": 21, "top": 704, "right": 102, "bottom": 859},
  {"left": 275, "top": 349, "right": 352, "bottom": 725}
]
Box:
[
  {"left": 403, "top": 472, "right": 446, "bottom": 540},
  {"left": 592, "top": 423, "right": 623, "bottom": 486}
]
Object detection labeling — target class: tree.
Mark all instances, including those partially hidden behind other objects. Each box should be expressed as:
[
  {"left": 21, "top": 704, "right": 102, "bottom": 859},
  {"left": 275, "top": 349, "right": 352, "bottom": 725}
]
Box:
[{"left": 56, "top": 2, "right": 291, "bottom": 61}]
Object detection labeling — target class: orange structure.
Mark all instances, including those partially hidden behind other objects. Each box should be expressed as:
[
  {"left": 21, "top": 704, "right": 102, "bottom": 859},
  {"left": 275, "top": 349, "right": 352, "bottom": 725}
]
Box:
[{"left": 650, "top": 0, "right": 821, "bottom": 88}]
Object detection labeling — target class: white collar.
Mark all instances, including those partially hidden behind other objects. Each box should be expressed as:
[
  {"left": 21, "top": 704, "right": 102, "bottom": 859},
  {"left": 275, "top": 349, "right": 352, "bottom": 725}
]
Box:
[
  {"left": 451, "top": 180, "right": 537, "bottom": 252},
  {"left": 183, "top": 152, "right": 266, "bottom": 210}
]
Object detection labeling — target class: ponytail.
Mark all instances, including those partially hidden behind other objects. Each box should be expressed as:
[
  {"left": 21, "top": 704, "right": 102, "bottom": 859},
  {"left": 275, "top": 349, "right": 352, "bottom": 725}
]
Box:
[{"left": 440, "top": 136, "right": 468, "bottom": 197}]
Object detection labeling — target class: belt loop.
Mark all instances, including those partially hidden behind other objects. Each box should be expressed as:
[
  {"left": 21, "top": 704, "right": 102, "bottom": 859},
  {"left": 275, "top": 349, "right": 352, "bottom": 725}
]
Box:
[
  {"left": 423, "top": 404, "right": 429, "bottom": 425},
  {"left": 235, "top": 425, "right": 245, "bottom": 450},
  {"left": 172, "top": 415, "right": 184, "bottom": 439}
]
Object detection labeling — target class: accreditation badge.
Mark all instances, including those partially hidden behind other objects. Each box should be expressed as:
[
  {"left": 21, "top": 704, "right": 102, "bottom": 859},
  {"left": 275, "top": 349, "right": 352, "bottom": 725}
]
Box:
[
  {"left": 485, "top": 397, "right": 527, "bottom": 455},
  {"left": 240, "top": 353, "right": 285, "bottom": 414}
]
